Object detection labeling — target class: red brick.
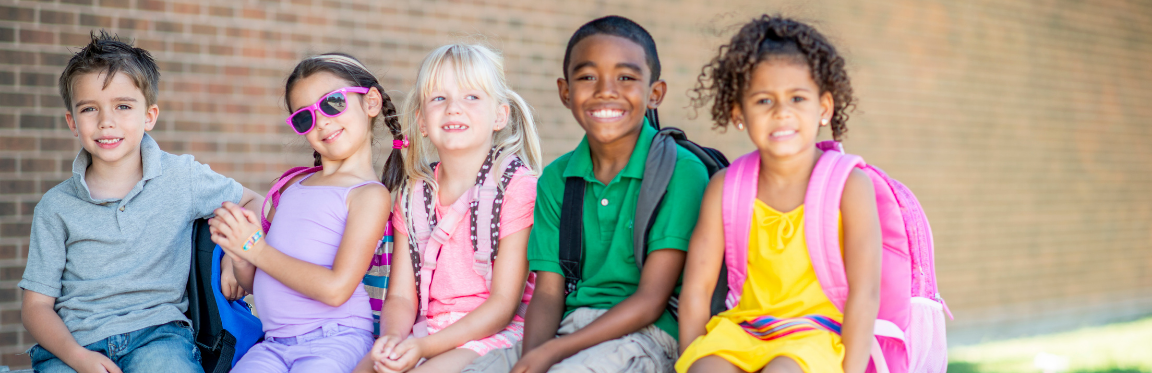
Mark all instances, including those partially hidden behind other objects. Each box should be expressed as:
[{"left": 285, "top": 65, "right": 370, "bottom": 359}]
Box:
[
  {"left": 174, "top": 42, "right": 199, "bottom": 53},
  {"left": 1, "top": 309, "right": 20, "bottom": 325},
  {"left": 209, "top": 6, "right": 233, "bottom": 17},
  {"left": 0, "top": 50, "right": 36, "bottom": 65},
  {"left": 0, "top": 93, "right": 34, "bottom": 107},
  {"left": 19, "top": 29, "right": 55, "bottom": 44},
  {"left": 40, "top": 10, "right": 76, "bottom": 25},
  {"left": 241, "top": 8, "right": 265, "bottom": 20},
  {"left": 138, "top": 0, "right": 166, "bottom": 11},
  {"left": 61, "top": 32, "right": 93, "bottom": 46},
  {"left": 0, "top": 71, "right": 13, "bottom": 85},
  {"left": 62, "top": 0, "right": 94, "bottom": 5},
  {"left": 80, "top": 14, "right": 113, "bottom": 27},
  {"left": 19, "top": 114, "right": 57, "bottom": 129},
  {"left": 101, "top": 0, "right": 131, "bottom": 8},
  {"left": 156, "top": 21, "right": 183, "bottom": 33},
  {"left": 20, "top": 158, "right": 56, "bottom": 172},
  {"left": 191, "top": 24, "right": 216, "bottom": 36},
  {"left": 172, "top": 2, "right": 199, "bottom": 14},
  {"left": 0, "top": 6, "right": 34, "bottom": 22},
  {"left": 118, "top": 17, "right": 149, "bottom": 30},
  {"left": 209, "top": 45, "right": 233, "bottom": 56},
  {"left": 2, "top": 351, "right": 30, "bottom": 369},
  {"left": 0, "top": 180, "right": 36, "bottom": 194},
  {"left": 0, "top": 244, "right": 16, "bottom": 259},
  {"left": 41, "top": 137, "right": 75, "bottom": 151},
  {"left": 0, "top": 158, "right": 14, "bottom": 172},
  {"left": 0, "top": 137, "right": 36, "bottom": 151}
]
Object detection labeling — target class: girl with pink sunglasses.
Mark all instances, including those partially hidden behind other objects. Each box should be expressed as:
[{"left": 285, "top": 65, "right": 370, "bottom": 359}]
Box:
[{"left": 208, "top": 53, "right": 405, "bottom": 373}]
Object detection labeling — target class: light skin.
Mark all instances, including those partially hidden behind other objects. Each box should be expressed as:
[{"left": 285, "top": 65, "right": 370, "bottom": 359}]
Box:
[
  {"left": 21, "top": 71, "right": 261, "bottom": 373},
  {"left": 508, "top": 34, "right": 683, "bottom": 373},
  {"left": 678, "top": 60, "right": 882, "bottom": 373},
  {"left": 353, "top": 61, "right": 532, "bottom": 373},
  {"left": 208, "top": 71, "right": 390, "bottom": 338}
]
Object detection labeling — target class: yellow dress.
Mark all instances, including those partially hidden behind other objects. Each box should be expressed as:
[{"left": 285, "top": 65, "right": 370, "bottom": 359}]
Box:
[{"left": 676, "top": 201, "right": 845, "bottom": 373}]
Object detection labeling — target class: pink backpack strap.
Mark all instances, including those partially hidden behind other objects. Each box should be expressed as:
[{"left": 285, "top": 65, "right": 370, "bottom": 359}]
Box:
[
  {"left": 720, "top": 151, "right": 760, "bottom": 309},
  {"left": 803, "top": 141, "right": 863, "bottom": 312},
  {"left": 261, "top": 166, "right": 322, "bottom": 232}
]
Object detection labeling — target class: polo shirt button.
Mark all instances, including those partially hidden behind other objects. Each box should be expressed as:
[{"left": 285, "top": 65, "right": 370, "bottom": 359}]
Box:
[
  {"left": 119, "top": 206, "right": 125, "bottom": 212},
  {"left": 600, "top": 199, "right": 608, "bottom": 206}
]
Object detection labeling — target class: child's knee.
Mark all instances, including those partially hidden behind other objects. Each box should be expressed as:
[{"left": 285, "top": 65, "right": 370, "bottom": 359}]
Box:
[{"left": 760, "top": 356, "right": 804, "bottom": 373}]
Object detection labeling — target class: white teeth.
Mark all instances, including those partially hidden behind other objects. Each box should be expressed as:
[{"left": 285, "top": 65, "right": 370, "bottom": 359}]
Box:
[
  {"left": 324, "top": 131, "right": 340, "bottom": 140},
  {"left": 96, "top": 138, "right": 121, "bottom": 144},
  {"left": 591, "top": 109, "right": 624, "bottom": 119},
  {"left": 442, "top": 125, "right": 467, "bottom": 130},
  {"left": 770, "top": 129, "right": 797, "bottom": 138}
]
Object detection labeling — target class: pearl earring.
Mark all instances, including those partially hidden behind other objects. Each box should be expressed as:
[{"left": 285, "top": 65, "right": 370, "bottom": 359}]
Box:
[
  {"left": 820, "top": 118, "right": 829, "bottom": 126},
  {"left": 736, "top": 122, "right": 744, "bottom": 130}
]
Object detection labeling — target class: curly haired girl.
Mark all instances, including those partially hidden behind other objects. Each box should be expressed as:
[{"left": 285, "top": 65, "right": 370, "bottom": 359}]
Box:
[{"left": 676, "top": 15, "right": 882, "bottom": 373}]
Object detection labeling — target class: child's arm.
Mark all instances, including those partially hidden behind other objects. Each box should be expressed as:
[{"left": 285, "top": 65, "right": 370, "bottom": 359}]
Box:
[
  {"left": 677, "top": 173, "right": 727, "bottom": 352},
  {"left": 363, "top": 228, "right": 418, "bottom": 372},
  {"left": 23, "top": 290, "right": 122, "bottom": 373},
  {"left": 519, "top": 270, "right": 565, "bottom": 353},
  {"left": 514, "top": 249, "right": 685, "bottom": 373},
  {"left": 840, "top": 169, "right": 882, "bottom": 373},
  {"left": 218, "top": 188, "right": 261, "bottom": 301},
  {"left": 209, "top": 184, "right": 389, "bottom": 306}
]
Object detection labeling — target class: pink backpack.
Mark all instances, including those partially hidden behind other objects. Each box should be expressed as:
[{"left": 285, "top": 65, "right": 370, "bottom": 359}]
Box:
[
  {"left": 720, "top": 141, "right": 951, "bottom": 373},
  {"left": 260, "top": 166, "right": 392, "bottom": 336},
  {"left": 398, "top": 149, "right": 535, "bottom": 336}
]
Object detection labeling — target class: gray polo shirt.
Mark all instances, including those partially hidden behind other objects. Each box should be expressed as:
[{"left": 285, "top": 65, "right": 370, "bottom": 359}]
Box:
[{"left": 19, "top": 133, "right": 243, "bottom": 347}]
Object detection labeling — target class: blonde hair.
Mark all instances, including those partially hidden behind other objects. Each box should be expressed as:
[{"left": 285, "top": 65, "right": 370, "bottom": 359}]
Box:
[{"left": 401, "top": 43, "right": 543, "bottom": 192}]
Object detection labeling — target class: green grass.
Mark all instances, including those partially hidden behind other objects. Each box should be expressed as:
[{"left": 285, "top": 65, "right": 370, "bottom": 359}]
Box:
[{"left": 948, "top": 317, "right": 1152, "bottom": 373}]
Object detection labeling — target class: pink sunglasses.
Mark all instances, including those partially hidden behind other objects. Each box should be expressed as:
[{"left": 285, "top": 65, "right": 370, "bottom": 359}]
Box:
[{"left": 285, "top": 87, "right": 371, "bottom": 135}]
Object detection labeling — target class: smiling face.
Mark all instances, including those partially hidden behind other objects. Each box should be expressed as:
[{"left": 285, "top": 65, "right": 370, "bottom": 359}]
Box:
[
  {"left": 65, "top": 71, "right": 158, "bottom": 169},
  {"left": 559, "top": 34, "right": 666, "bottom": 147},
  {"left": 417, "top": 60, "right": 509, "bottom": 154},
  {"left": 287, "top": 71, "right": 380, "bottom": 163},
  {"left": 733, "top": 59, "right": 834, "bottom": 160}
]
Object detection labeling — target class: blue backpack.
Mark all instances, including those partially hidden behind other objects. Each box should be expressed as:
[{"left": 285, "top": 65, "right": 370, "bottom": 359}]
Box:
[{"left": 187, "top": 219, "right": 264, "bottom": 373}]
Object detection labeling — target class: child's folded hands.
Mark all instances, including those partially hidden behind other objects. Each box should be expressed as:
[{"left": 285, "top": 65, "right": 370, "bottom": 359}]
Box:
[
  {"left": 207, "top": 201, "right": 266, "bottom": 265},
  {"left": 370, "top": 335, "right": 423, "bottom": 373}
]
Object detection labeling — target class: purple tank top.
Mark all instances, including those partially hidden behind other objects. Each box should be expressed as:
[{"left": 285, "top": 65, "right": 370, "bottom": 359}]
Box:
[{"left": 255, "top": 174, "right": 379, "bottom": 337}]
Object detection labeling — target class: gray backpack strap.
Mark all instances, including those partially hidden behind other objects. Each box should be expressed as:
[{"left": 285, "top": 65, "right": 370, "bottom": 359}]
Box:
[{"left": 633, "top": 128, "right": 680, "bottom": 270}]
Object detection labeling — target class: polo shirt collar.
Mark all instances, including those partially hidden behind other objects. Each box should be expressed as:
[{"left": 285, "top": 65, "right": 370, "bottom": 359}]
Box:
[
  {"left": 563, "top": 118, "right": 656, "bottom": 183},
  {"left": 71, "top": 133, "right": 164, "bottom": 202}
]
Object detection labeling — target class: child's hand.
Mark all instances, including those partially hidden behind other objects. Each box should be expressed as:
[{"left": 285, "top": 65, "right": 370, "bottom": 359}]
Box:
[
  {"left": 208, "top": 201, "right": 265, "bottom": 265},
  {"left": 373, "top": 336, "right": 423, "bottom": 372},
  {"left": 69, "top": 349, "right": 122, "bottom": 373},
  {"left": 511, "top": 346, "right": 559, "bottom": 373},
  {"left": 219, "top": 256, "right": 249, "bottom": 301}
]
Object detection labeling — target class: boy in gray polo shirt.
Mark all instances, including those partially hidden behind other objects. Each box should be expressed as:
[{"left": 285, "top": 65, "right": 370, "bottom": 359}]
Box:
[{"left": 18, "top": 32, "right": 262, "bottom": 373}]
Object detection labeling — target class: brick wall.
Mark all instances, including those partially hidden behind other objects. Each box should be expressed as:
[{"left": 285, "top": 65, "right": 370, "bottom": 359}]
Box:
[{"left": 0, "top": 0, "right": 1149, "bottom": 367}]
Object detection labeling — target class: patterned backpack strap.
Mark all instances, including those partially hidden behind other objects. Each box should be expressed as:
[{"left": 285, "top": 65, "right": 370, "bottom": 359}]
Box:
[
  {"left": 720, "top": 151, "right": 760, "bottom": 309},
  {"left": 261, "top": 166, "right": 322, "bottom": 232},
  {"left": 471, "top": 152, "right": 523, "bottom": 290}
]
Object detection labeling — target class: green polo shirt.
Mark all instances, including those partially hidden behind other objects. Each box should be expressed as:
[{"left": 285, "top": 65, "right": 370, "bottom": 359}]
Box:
[{"left": 527, "top": 122, "right": 709, "bottom": 339}]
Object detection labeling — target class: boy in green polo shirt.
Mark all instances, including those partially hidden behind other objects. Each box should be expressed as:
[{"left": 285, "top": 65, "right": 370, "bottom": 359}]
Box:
[{"left": 463, "top": 16, "right": 708, "bottom": 373}]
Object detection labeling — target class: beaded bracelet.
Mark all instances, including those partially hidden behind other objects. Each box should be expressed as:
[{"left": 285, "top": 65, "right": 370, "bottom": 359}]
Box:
[{"left": 243, "top": 230, "right": 264, "bottom": 251}]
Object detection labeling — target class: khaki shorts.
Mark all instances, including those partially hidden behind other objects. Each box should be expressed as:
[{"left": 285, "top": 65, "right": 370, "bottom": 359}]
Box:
[{"left": 462, "top": 307, "right": 679, "bottom": 373}]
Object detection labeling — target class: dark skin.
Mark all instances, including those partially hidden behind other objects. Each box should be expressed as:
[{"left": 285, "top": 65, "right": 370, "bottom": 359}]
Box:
[{"left": 511, "top": 34, "right": 683, "bottom": 373}]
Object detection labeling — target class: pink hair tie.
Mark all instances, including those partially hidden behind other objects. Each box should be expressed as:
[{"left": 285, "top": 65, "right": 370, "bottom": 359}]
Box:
[{"left": 393, "top": 139, "right": 409, "bottom": 149}]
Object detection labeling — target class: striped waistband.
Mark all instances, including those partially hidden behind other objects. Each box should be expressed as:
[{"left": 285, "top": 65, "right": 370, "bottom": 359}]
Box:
[{"left": 738, "top": 315, "right": 842, "bottom": 341}]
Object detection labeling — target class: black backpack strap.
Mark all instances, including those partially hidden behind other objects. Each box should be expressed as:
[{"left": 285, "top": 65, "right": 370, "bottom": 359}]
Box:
[{"left": 558, "top": 176, "right": 585, "bottom": 295}]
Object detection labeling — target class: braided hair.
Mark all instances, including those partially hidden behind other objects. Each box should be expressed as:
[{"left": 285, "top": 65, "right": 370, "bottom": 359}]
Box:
[
  {"left": 284, "top": 53, "right": 405, "bottom": 190},
  {"left": 691, "top": 15, "right": 856, "bottom": 141}
]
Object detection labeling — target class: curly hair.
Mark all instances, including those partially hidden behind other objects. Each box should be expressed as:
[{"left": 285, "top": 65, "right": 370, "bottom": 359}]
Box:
[{"left": 690, "top": 15, "right": 855, "bottom": 141}]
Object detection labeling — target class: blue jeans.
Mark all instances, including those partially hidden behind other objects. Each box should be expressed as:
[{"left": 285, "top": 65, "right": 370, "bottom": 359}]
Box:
[{"left": 29, "top": 321, "right": 203, "bottom": 373}]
